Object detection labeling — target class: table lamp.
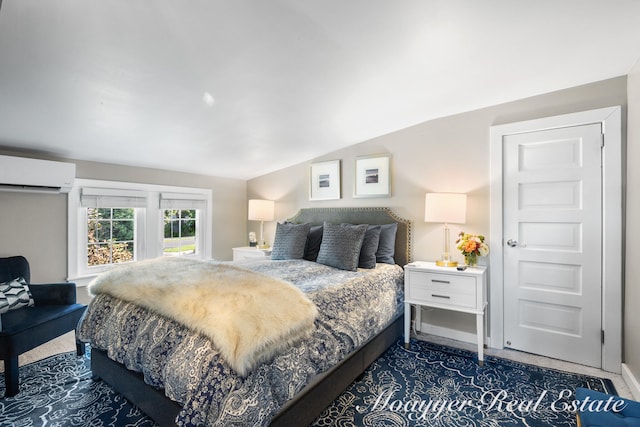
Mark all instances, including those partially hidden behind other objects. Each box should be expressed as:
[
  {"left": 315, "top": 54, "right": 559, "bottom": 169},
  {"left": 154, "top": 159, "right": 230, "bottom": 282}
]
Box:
[
  {"left": 248, "top": 199, "right": 275, "bottom": 249},
  {"left": 425, "top": 193, "right": 467, "bottom": 267}
]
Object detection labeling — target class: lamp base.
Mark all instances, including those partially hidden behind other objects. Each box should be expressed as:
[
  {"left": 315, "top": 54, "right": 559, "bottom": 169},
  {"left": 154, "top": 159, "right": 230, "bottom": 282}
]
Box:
[{"left": 435, "top": 260, "right": 458, "bottom": 267}]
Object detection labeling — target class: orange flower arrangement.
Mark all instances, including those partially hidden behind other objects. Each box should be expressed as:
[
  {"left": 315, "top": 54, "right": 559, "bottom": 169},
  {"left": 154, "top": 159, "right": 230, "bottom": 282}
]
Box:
[{"left": 456, "top": 232, "right": 489, "bottom": 265}]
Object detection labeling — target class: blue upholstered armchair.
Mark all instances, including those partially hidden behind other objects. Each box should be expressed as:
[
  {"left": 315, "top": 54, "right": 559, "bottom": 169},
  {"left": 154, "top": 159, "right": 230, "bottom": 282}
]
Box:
[
  {"left": 0, "top": 256, "right": 86, "bottom": 397},
  {"left": 576, "top": 387, "right": 640, "bottom": 426}
]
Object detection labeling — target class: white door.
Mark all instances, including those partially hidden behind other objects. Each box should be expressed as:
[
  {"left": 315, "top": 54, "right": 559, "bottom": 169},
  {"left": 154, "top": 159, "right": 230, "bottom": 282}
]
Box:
[{"left": 503, "top": 123, "right": 602, "bottom": 368}]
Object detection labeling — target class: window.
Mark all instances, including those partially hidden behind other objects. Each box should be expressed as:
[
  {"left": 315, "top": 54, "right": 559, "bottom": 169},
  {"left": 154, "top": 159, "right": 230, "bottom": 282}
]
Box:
[
  {"left": 163, "top": 209, "right": 197, "bottom": 256},
  {"left": 159, "top": 192, "right": 208, "bottom": 258},
  {"left": 88, "top": 207, "right": 135, "bottom": 265},
  {"left": 78, "top": 187, "right": 147, "bottom": 270},
  {"left": 68, "top": 179, "right": 212, "bottom": 286}
]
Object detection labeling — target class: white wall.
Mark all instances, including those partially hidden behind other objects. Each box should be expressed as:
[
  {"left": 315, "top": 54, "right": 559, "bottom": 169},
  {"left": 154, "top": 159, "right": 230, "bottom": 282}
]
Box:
[
  {"left": 624, "top": 59, "right": 640, "bottom": 396},
  {"left": 248, "top": 76, "right": 627, "bottom": 339}
]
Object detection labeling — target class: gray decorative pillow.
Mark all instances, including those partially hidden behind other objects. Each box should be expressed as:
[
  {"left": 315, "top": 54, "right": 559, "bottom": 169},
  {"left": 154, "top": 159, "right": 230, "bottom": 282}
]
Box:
[
  {"left": 340, "top": 223, "right": 382, "bottom": 269},
  {"left": 359, "top": 225, "right": 382, "bottom": 269},
  {"left": 317, "top": 222, "right": 368, "bottom": 271},
  {"left": 271, "top": 222, "right": 312, "bottom": 260},
  {"left": 376, "top": 223, "right": 398, "bottom": 264},
  {"left": 0, "top": 277, "right": 34, "bottom": 314},
  {"left": 303, "top": 225, "right": 324, "bottom": 262}
]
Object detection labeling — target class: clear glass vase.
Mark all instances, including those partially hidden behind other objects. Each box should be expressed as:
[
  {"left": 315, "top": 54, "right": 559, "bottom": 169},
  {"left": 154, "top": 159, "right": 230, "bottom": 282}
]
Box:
[{"left": 464, "top": 253, "right": 477, "bottom": 266}]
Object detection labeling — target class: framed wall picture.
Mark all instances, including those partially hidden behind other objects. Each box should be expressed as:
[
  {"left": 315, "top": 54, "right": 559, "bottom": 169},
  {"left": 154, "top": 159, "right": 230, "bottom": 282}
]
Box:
[
  {"left": 354, "top": 154, "right": 391, "bottom": 198},
  {"left": 309, "top": 160, "right": 341, "bottom": 201}
]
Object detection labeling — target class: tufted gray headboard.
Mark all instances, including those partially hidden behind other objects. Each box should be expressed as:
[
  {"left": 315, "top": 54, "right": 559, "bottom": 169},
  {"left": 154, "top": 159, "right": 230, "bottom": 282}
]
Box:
[{"left": 286, "top": 207, "right": 412, "bottom": 267}]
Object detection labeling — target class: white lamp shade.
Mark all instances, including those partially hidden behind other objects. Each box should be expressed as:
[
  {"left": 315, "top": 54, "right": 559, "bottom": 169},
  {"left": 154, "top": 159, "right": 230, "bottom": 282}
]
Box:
[
  {"left": 424, "top": 193, "right": 467, "bottom": 224},
  {"left": 248, "top": 199, "right": 275, "bottom": 221}
]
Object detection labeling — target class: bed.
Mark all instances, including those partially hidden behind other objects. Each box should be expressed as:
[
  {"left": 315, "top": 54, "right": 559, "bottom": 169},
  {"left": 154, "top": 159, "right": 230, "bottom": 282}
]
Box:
[{"left": 77, "top": 207, "right": 412, "bottom": 426}]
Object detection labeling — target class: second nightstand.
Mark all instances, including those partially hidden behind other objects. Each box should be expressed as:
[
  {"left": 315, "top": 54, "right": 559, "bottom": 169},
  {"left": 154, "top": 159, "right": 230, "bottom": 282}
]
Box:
[{"left": 404, "top": 261, "right": 487, "bottom": 364}]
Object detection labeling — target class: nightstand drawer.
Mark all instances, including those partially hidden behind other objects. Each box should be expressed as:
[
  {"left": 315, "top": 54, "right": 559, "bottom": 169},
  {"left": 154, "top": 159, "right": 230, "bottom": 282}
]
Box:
[
  {"left": 232, "top": 247, "right": 271, "bottom": 261},
  {"left": 407, "top": 271, "right": 477, "bottom": 308},
  {"left": 237, "top": 250, "right": 268, "bottom": 259}
]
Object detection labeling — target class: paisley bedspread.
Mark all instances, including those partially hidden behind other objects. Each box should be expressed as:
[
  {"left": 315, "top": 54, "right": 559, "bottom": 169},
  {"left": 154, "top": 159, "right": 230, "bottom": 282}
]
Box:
[{"left": 76, "top": 259, "right": 404, "bottom": 426}]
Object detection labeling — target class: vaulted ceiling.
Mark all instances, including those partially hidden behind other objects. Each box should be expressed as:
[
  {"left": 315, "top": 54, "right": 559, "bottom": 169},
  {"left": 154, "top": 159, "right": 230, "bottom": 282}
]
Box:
[{"left": 1, "top": 1, "right": 639, "bottom": 180}]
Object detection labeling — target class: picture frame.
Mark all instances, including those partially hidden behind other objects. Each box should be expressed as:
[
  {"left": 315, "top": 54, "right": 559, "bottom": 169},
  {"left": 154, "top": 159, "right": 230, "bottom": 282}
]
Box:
[
  {"left": 354, "top": 154, "right": 391, "bottom": 198},
  {"left": 309, "top": 160, "right": 341, "bottom": 201}
]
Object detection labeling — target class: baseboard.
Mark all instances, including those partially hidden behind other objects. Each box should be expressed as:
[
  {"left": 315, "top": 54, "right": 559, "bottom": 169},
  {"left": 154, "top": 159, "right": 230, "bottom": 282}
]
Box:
[
  {"left": 622, "top": 363, "right": 640, "bottom": 400},
  {"left": 418, "top": 322, "right": 479, "bottom": 346}
]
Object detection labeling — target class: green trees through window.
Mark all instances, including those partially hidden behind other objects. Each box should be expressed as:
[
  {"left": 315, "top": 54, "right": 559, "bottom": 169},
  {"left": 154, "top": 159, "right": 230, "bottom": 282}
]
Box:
[
  {"left": 87, "top": 208, "right": 134, "bottom": 266},
  {"left": 163, "top": 209, "right": 197, "bottom": 256},
  {"left": 86, "top": 208, "right": 198, "bottom": 267}
]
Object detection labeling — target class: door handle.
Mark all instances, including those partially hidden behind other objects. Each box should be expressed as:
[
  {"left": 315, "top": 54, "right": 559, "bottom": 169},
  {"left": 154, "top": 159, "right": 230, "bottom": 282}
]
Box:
[{"left": 506, "top": 239, "right": 526, "bottom": 248}]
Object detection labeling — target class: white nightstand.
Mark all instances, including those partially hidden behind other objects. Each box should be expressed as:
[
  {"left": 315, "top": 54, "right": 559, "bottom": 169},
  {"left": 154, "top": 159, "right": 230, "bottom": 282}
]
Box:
[
  {"left": 404, "top": 261, "right": 487, "bottom": 364},
  {"left": 232, "top": 246, "right": 272, "bottom": 261}
]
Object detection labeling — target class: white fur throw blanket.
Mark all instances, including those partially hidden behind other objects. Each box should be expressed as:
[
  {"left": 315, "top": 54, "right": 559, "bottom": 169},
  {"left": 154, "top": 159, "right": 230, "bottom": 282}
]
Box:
[{"left": 88, "top": 257, "right": 318, "bottom": 376}]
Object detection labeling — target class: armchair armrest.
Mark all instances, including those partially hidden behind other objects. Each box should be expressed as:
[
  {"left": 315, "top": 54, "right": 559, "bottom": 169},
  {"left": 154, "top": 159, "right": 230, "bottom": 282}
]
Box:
[{"left": 29, "top": 282, "right": 77, "bottom": 305}]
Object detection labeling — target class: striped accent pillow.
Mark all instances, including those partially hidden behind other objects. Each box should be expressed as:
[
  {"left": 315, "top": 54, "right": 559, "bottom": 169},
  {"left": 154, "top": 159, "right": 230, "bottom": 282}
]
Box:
[{"left": 0, "top": 277, "right": 34, "bottom": 314}]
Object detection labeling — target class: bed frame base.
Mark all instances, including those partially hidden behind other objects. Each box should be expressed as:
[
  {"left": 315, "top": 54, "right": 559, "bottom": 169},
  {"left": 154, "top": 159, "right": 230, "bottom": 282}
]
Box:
[
  {"left": 91, "top": 348, "right": 182, "bottom": 425},
  {"left": 91, "top": 314, "right": 403, "bottom": 427}
]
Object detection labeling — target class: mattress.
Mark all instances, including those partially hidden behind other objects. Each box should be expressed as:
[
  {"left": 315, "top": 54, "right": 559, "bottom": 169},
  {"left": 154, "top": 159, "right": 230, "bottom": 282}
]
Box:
[{"left": 77, "top": 259, "right": 404, "bottom": 426}]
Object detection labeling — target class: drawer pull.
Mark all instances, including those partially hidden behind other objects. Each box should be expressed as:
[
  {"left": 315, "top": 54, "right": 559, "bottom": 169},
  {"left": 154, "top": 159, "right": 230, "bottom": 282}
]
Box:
[
  {"left": 431, "top": 279, "right": 450, "bottom": 284},
  {"left": 431, "top": 294, "right": 451, "bottom": 299}
]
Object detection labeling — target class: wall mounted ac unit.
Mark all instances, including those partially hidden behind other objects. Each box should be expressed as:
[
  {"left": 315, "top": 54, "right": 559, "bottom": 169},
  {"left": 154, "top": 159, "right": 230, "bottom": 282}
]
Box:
[{"left": 0, "top": 155, "right": 76, "bottom": 193}]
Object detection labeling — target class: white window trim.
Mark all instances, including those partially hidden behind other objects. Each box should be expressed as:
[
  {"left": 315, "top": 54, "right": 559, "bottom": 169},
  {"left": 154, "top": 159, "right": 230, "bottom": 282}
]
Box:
[{"left": 68, "top": 179, "right": 213, "bottom": 287}]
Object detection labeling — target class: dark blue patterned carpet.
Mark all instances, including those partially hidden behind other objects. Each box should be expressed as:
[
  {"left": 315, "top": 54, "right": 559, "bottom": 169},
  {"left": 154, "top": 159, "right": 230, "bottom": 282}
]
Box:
[
  {"left": 311, "top": 340, "right": 616, "bottom": 427},
  {"left": 0, "top": 340, "right": 615, "bottom": 426}
]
